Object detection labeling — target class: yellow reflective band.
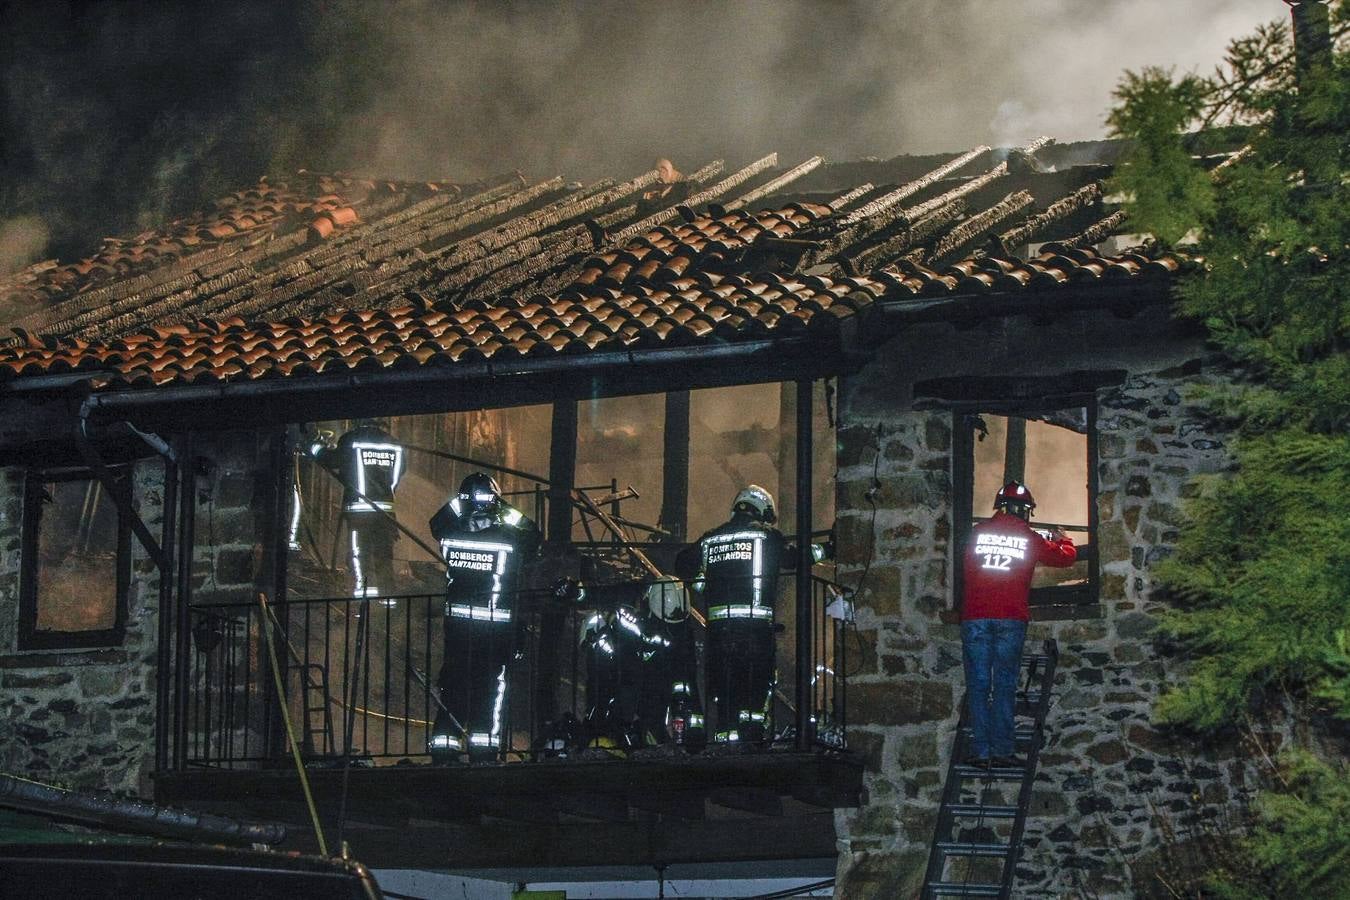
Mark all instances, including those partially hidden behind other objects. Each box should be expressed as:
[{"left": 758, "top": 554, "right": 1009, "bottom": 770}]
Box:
[
  {"left": 708, "top": 605, "right": 774, "bottom": 620},
  {"left": 449, "top": 604, "right": 513, "bottom": 622}
]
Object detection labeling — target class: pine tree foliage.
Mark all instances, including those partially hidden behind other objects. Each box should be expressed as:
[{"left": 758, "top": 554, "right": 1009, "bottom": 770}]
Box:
[
  {"left": 1106, "top": 69, "right": 1214, "bottom": 246},
  {"left": 1152, "top": 432, "right": 1350, "bottom": 729},
  {"left": 1108, "top": 1, "right": 1350, "bottom": 731},
  {"left": 1105, "top": 7, "right": 1350, "bottom": 891},
  {"left": 1206, "top": 753, "right": 1350, "bottom": 899}
]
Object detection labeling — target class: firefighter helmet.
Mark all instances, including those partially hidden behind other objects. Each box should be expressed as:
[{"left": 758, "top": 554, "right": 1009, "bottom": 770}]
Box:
[
  {"left": 645, "top": 576, "right": 688, "bottom": 622},
  {"left": 994, "top": 481, "right": 1036, "bottom": 519},
  {"left": 458, "top": 472, "right": 503, "bottom": 507},
  {"left": 732, "top": 485, "right": 777, "bottom": 524}
]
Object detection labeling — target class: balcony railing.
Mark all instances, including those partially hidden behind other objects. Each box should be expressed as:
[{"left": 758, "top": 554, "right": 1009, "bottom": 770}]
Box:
[{"left": 177, "top": 572, "right": 850, "bottom": 769}]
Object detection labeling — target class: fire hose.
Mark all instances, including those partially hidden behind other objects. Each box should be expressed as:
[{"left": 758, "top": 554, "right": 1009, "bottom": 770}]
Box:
[{"left": 257, "top": 591, "right": 328, "bottom": 857}]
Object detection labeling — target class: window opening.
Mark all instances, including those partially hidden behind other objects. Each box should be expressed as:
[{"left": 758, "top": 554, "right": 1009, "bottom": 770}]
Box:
[
  {"left": 20, "top": 468, "right": 131, "bottom": 649},
  {"left": 956, "top": 403, "right": 1098, "bottom": 612}
]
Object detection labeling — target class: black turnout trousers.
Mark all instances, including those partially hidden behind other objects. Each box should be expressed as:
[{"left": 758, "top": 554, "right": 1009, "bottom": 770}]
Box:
[
  {"left": 433, "top": 616, "right": 513, "bottom": 751},
  {"left": 706, "top": 618, "right": 775, "bottom": 739}
]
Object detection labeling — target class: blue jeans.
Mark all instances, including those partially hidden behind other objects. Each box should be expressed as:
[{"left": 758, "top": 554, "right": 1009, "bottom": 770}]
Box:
[{"left": 961, "top": 618, "right": 1027, "bottom": 759}]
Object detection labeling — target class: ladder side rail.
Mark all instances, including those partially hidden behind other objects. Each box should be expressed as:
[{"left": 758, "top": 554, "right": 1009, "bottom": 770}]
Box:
[
  {"left": 999, "top": 639, "right": 1058, "bottom": 898},
  {"left": 921, "top": 691, "right": 973, "bottom": 898},
  {"left": 924, "top": 642, "right": 1060, "bottom": 900}
]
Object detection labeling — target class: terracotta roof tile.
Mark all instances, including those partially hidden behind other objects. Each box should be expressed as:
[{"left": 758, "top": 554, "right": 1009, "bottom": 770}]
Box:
[{"left": 0, "top": 147, "right": 1195, "bottom": 394}]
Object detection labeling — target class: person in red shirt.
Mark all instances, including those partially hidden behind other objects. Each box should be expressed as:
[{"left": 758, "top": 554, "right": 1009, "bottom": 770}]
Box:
[{"left": 960, "top": 481, "right": 1076, "bottom": 767}]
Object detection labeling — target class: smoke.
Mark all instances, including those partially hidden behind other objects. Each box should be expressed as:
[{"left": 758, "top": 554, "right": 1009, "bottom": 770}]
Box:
[
  {"left": 0, "top": 217, "right": 49, "bottom": 276},
  {"left": 336, "top": 0, "right": 1285, "bottom": 181},
  {"left": 1, "top": 0, "right": 1282, "bottom": 270}
]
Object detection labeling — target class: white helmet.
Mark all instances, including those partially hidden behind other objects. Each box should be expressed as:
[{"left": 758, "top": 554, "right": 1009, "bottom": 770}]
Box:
[
  {"left": 732, "top": 485, "right": 776, "bottom": 524},
  {"left": 645, "top": 577, "right": 688, "bottom": 622}
]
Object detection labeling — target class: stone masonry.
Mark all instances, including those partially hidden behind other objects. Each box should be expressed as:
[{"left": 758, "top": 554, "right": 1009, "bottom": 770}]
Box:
[
  {"left": 0, "top": 460, "right": 164, "bottom": 797},
  {"left": 830, "top": 308, "right": 1252, "bottom": 899},
  {"left": 0, "top": 430, "right": 273, "bottom": 798}
]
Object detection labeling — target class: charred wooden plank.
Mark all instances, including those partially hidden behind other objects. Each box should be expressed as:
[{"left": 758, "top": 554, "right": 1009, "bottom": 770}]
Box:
[
  {"left": 1066, "top": 209, "right": 1128, "bottom": 248},
  {"left": 926, "top": 189, "right": 1035, "bottom": 266},
  {"left": 610, "top": 157, "right": 776, "bottom": 245},
  {"left": 996, "top": 181, "right": 1103, "bottom": 253},
  {"left": 838, "top": 199, "right": 966, "bottom": 275},
  {"left": 827, "top": 183, "right": 875, "bottom": 212},
  {"left": 722, "top": 156, "right": 824, "bottom": 211},
  {"left": 839, "top": 145, "right": 990, "bottom": 227}
]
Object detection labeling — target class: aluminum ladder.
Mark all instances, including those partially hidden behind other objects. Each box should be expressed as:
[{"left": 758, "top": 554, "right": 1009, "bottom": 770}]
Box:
[{"left": 921, "top": 638, "right": 1058, "bottom": 899}]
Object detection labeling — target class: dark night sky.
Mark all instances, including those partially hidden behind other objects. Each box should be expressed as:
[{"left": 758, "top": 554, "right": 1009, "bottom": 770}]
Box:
[{"left": 1, "top": 0, "right": 1280, "bottom": 270}]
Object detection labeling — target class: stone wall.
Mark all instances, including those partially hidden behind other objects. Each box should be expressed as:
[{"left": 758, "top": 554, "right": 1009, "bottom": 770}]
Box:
[
  {"left": 191, "top": 430, "right": 273, "bottom": 607},
  {"left": 0, "top": 430, "right": 276, "bottom": 797},
  {"left": 0, "top": 461, "right": 165, "bottom": 797},
  {"left": 829, "top": 309, "right": 1251, "bottom": 898}
]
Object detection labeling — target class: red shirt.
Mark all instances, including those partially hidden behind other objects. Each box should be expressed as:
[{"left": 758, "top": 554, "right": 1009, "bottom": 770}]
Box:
[{"left": 961, "top": 512, "right": 1077, "bottom": 621}]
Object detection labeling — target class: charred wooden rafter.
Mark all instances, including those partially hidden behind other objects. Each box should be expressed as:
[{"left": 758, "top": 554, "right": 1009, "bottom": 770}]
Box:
[
  {"left": 40, "top": 176, "right": 525, "bottom": 340},
  {"left": 995, "top": 181, "right": 1103, "bottom": 253},
  {"left": 925, "top": 189, "right": 1035, "bottom": 266},
  {"left": 838, "top": 145, "right": 990, "bottom": 227},
  {"left": 591, "top": 159, "right": 729, "bottom": 235},
  {"left": 838, "top": 199, "right": 966, "bottom": 275},
  {"left": 1066, "top": 210, "right": 1128, "bottom": 248},
  {"left": 254, "top": 177, "right": 574, "bottom": 321},
  {"left": 67, "top": 176, "right": 550, "bottom": 339},
  {"left": 720, "top": 156, "right": 825, "bottom": 212},
  {"left": 610, "top": 155, "right": 775, "bottom": 244},
  {"left": 827, "top": 183, "right": 875, "bottom": 212},
  {"left": 518, "top": 158, "right": 732, "bottom": 292},
  {"left": 790, "top": 143, "right": 1028, "bottom": 274}
]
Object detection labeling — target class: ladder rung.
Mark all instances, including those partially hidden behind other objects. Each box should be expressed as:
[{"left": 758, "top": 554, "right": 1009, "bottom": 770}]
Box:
[
  {"left": 946, "top": 803, "right": 1018, "bottom": 818},
  {"left": 958, "top": 728, "right": 1036, "bottom": 739},
  {"left": 953, "top": 765, "right": 1025, "bottom": 781},
  {"left": 924, "top": 883, "right": 1003, "bottom": 897},
  {"left": 937, "top": 841, "right": 1011, "bottom": 858}
]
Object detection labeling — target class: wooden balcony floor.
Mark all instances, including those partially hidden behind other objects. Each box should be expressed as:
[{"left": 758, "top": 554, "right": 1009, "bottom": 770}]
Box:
[{"left": 155, "top": 749, "right": 863, "bottom": 869}]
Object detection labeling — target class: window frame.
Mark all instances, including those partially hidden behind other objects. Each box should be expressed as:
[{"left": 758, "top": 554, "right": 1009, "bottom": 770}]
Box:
[
  {"left": 18, "top": 467, "right": 133, "bottom": 650},
  {"left": 951, "top": 396, "right": 1101, "bottom": 620}
]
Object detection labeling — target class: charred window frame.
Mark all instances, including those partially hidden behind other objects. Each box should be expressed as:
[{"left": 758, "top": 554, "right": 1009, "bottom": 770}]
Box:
[
  {"left": 952, "top": 398, "right": 1101, "bottom": 620},
  {"left": 18, "top": 467, "right": 133, "bottom": 650}
]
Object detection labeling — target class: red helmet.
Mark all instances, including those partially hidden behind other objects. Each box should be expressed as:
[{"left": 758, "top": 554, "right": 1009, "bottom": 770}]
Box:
[{"left": 994, "top": 481, "right": 1036, "bottom": 512}]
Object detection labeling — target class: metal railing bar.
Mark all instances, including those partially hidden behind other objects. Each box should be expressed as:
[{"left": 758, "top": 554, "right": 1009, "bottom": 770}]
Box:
[{"left": 178, "top": 570, "right": 849, "bottom": 766}]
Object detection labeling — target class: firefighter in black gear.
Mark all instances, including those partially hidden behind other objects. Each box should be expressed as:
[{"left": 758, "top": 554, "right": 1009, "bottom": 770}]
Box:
[
  {"left": 428, "top": 472, "right": 540, "bottom": 762},
  {"left": 644, "top": 577, "right": 705, "bottom": 749},
  {"left": 568, "top": 576, "right": 702, "bottom": 752},
  {"left": 311, "top": 420, "right": 406, "bottom": 603},
  {"left": 689, "top": 485, "right": 784, "bottom": 744}
]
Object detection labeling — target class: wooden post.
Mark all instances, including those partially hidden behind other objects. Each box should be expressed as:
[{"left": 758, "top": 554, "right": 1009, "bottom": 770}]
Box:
[
  {"left": 794, "top": 379, "right": 814, "bottom": 750},
  {"left": 658, "top": 391, "right": 690, "bottom": 541},
  {"left": 777, "top": 384, "right": 798, "bottom": 530},
  {"left": 1002, "top": 417, "right": 1026, "bottom": 485},
  {"left": 172, "top": 432, "right": 196, "bottom": 771},
  {"left": 154, "top": 450, "right": 178, "bottom": 773},
  {"left": 546, "top": 401, "right": 578, "bottom": 543}
]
